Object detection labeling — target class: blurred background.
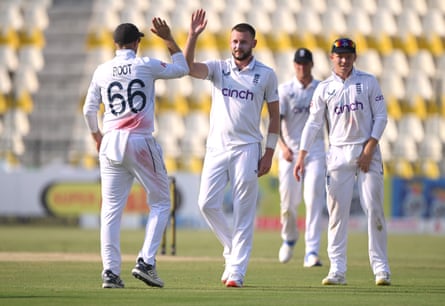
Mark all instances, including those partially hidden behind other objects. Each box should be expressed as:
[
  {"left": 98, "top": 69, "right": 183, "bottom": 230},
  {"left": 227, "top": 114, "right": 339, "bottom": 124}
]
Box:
[{"left": 0, "top": 0, "right": 444, "bottom": 231}]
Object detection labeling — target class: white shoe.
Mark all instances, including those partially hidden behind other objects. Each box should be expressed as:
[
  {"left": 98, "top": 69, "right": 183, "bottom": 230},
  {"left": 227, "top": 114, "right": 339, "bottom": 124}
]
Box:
[
  {"left": 278, "top": 241, "right": 295, "bottom": 263},
  {"left": 225, "top": 273, "right": 243, "bottom": 288},
  {"left": 226, "top": 278, "right": 243, "bottom": 288},
  {"left": 322, "top": 272, "right": 347, "bottom": 285},
  {"left": 375, "top": 271, "right": 391, "bottom": 286},
  {"left": 304, "top": 253, "right": 322, "bottom": 267},
  {"left": 221, "top": 269, "right": 230, "bottom": 285}
]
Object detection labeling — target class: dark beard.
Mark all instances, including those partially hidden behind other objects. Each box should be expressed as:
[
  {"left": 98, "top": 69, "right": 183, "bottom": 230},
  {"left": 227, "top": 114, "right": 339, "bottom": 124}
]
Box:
[{"left": 232, "top": 49, "right": 252, "bottom": 61}]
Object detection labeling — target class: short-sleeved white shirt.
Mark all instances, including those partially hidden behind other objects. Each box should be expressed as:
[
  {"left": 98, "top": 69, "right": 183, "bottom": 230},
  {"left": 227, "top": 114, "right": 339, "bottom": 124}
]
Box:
[
  {"left": 279, "top": 77, "right": 324, "bottom": 155},
  {"left": 205, "top": 57, "right": 279, "bottom": 149},
  {"left": 300, "top": 68, "right": 387, "bottom": 150},
  {"left": 83, "top": 49, "right": 188, "bottom": 135}
]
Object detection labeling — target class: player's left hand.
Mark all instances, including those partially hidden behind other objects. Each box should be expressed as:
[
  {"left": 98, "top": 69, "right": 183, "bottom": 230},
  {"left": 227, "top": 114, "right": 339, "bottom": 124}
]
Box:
[
  {"left": 257, "top": 149, "right": 274, "bottom": 177},
  {"left": 151, "top": 17, "right": 172, "bottom": 40},
  {"left": 282, "top": 146, "right": 293, "bottom": 162},
  {"left": 357, "top": 152, "right": 372, "bottom": 172},
  {"left": 358, "top": 138, "right": 377, "bottom": 172}
]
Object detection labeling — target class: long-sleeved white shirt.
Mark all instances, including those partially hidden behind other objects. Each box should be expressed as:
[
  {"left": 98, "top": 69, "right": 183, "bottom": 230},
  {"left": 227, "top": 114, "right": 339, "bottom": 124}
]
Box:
[
  {"left": 300, "top": 68, "right": 387, "bottom": 150},
  {"left": 279, "top": 77, "right": 324, "bottom": 154},
  {"left": 83, "top": 49, "right": 189, "bottom": 135}
]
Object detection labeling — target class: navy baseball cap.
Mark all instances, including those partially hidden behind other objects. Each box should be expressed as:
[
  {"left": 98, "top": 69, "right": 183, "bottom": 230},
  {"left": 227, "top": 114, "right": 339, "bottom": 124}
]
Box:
[
  {"left": 113, "top": 23, "right": 144, "bottom": 45},
  {"left": 294, "top": 48, "right": 313, "bottom": 63},
  {"left": 331, "top": 38, "right": 356, "bottom": 54}
]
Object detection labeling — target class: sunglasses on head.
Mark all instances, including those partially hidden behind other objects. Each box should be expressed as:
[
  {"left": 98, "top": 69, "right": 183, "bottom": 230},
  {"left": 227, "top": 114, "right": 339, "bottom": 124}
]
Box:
[{"left": 333, "top": 39, "right": 356, "bottom": 49}]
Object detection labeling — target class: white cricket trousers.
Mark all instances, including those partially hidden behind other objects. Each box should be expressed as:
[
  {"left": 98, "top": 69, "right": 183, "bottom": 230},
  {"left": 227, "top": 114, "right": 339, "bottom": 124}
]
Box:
[
  {"left": 198, "top": 143, "right": 261, "bottom": 279},
  {"left": 278, "top": 151, "right": 326, "bottom": 257},
  {"left": 326, "top": 144, "right": 390, "bottom": 276},
  {"left": 99, "top": 134, "right": 170, "bottom": 275}
]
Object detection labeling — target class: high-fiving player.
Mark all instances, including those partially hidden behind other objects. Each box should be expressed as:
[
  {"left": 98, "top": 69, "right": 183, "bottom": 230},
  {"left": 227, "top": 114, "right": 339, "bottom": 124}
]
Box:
[
  {"left": 184, "top": 9, "right": 280, "bottom": 287},
  {"left": 83, "top": 19, "right": 189, "bottom": 289}
]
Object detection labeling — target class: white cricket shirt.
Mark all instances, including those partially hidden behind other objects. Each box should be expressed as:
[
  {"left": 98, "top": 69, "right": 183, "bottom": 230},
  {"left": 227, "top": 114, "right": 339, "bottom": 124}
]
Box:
[
  {"left": 205, "top": 57, "right": 279, "bottom": 149},
  {"left": 83, "top": 49, "right": 188, "bottom": 135},
  {"left": 279, "top": 77, "right": 324, "bottom": 154},
  {"left": 300, "top": 68, "right": 387, "bottom": 150}
]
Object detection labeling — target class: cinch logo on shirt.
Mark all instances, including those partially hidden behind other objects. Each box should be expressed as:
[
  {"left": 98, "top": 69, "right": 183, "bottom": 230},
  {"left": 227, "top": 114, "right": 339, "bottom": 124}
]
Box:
[
  {"left": 334, "top": 101, "right": 364, "bottom": 114},
  {"left": 222, "top": 88, "right": 254, "bottom": 101},
  {"left": 292, "top": 106, "right": 310, "bottom": 113},
  {"left": 375, "top": 95, "right": 384, "bottom": 102}
]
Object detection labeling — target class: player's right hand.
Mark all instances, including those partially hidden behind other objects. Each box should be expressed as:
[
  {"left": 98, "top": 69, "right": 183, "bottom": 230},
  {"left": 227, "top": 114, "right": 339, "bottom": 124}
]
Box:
[
  {"left": 190, "top": 9, "right": 207, "bottom": 37},
  {"left": 293, "top": 163, "right": 303, "bottom": 181},
  {"left": 92, "top": 131, "right": 103, "bottom": 152},
  {"left": 282, "top": 146, "right": 293, "bottom": 162},
  {"left": 293, "top": 150, "right": 307, "bottom": 181}
]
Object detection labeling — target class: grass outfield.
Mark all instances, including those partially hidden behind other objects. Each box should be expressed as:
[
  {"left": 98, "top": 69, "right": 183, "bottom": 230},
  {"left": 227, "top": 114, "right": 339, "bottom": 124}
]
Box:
[{"left": 0, "top": 226, "right": 444, "bottom": 306}]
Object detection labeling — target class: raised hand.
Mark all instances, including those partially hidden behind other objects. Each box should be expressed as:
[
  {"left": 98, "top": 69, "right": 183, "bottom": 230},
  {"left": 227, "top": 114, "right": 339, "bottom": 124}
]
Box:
[
  {"left": 190, "top": 9, "right": 208, "bottom": 37},
  {"left": 150, "top": 17, "right": 172, "bottom": 40}
]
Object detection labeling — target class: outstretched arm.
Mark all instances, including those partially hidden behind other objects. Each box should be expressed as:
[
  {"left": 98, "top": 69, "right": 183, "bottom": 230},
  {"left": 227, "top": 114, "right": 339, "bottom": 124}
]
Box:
[
  {"left": 184, "top": 9, "right": 209, "bottom": 79},
  {"left": 150, "top": 17, "right": 182, "bottom": 55},
  {"left": 150, "top": 17, "right": 189, "bottom": 77}
]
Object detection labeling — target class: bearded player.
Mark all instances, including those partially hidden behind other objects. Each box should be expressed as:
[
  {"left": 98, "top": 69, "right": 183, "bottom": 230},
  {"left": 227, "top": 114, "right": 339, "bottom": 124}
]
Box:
[{"left": 184, "top": 9, "right": 280, "bottom": 287}]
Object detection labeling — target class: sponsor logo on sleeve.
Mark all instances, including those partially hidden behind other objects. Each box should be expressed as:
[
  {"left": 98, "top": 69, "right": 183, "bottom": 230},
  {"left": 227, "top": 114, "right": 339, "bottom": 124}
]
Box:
[{"left": 375, "top": 94, "right": 384, "bottom": 102}]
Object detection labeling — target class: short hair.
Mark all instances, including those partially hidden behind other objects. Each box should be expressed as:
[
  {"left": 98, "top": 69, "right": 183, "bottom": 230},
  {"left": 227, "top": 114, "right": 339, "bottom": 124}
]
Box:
[{"left": 231, "top": 23, "right": 256, "bottom": 38}]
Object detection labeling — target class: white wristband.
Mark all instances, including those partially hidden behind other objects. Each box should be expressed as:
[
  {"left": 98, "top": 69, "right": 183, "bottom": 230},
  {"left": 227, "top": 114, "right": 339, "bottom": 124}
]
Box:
[{"left": 265, "top": 133, "right": 279, "bottom": 149}]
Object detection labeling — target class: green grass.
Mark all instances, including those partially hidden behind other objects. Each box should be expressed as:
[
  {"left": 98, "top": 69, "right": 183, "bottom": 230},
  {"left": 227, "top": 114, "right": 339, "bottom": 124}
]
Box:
[{"left": 0, "top": 226, "right": 444, "bottom": 305}]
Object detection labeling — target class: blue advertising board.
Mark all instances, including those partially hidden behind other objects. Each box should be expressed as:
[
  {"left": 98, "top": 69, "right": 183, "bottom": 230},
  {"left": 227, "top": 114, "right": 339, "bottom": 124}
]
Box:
[{"left": 392, "top": 177, "right": 445, "bottom": 218}]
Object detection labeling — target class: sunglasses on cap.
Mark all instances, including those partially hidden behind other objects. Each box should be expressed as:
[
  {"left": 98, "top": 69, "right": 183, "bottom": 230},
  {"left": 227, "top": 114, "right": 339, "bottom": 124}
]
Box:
[{"left": 331, "top": 38, "right": 356, "bottom": 53}]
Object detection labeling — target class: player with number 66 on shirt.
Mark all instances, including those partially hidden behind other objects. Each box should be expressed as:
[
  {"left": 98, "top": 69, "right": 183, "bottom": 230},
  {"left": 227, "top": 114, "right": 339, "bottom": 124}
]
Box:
[{"left": 83, "top": 19, "right": 189, "bottom": 289}]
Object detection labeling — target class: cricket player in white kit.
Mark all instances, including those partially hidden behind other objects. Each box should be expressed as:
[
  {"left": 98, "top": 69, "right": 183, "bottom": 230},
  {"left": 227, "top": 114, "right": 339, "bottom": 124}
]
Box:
[
  {"left": 294, "top": 38, "right": 391, "bottom": 286},
  {"left": 83, "top": 20, "right": 189, "bottom": 288},
  {"left": 185, "top": 9, "right": 280, "bottom": 287},
  {"left": 277, "top": 48, "right": 326, "bottom": 267}
]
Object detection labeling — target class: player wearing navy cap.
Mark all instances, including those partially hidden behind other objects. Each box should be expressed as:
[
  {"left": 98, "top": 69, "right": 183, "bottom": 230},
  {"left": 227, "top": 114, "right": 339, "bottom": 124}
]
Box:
[
  {"left": 277, "top": 48, "right": 327, "bottom": 267},
  {"left": 294, "top": 38, "right": 391, "bottom": 286},
  {"left": 83, "top": 19, "right": 189, "bottom": 288},
  {"left": 185, "top": 9, "right": 280, "bottom": 288}
]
